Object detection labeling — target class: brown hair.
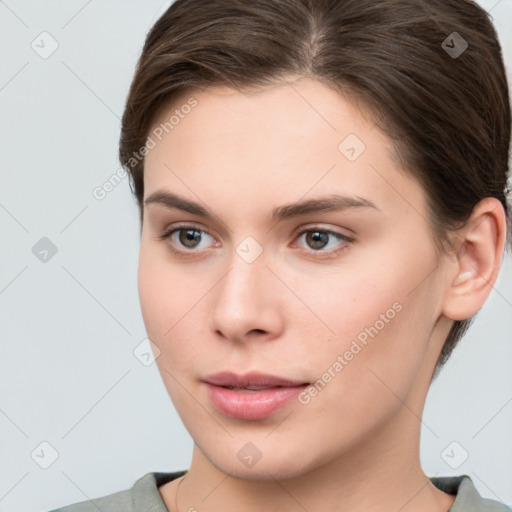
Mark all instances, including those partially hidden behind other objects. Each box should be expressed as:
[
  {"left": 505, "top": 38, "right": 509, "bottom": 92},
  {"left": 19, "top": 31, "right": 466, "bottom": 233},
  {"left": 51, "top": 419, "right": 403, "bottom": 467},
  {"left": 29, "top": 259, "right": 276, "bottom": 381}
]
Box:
[{"left": 119, "top": 0, "right": 511, "bottom": 369}]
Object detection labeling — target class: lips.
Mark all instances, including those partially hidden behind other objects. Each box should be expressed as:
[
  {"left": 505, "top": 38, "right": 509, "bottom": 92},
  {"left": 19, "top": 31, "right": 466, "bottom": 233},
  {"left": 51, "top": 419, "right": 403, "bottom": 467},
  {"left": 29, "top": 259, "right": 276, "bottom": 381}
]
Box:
[
  {"left": 204, "top": 371, "right": 308, "bottom": 389},
  {"left": 203, "top": 371, "right": 309, "bottom": 420}
]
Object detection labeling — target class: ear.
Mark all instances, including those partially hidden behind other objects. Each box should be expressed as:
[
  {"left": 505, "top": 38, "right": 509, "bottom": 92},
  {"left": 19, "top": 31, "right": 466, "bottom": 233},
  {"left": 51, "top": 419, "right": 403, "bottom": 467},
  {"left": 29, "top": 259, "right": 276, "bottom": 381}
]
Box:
[{"left": 442, "top": 197, "right": 507, "bottom": 321}]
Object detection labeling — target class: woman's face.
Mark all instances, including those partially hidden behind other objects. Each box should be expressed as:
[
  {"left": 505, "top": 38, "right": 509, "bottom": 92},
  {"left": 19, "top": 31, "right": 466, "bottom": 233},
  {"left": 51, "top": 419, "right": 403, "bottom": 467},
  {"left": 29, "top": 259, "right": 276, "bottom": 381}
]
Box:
[{"left": 139, "top": 78, "right": 452, "bottom": 479}]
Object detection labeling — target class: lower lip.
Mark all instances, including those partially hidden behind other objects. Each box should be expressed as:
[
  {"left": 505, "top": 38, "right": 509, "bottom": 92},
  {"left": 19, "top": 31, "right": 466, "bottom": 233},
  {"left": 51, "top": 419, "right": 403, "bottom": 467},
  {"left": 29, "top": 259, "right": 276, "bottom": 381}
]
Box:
[{"left": 205, "top": 383, "right": 308, "bottom": 420}]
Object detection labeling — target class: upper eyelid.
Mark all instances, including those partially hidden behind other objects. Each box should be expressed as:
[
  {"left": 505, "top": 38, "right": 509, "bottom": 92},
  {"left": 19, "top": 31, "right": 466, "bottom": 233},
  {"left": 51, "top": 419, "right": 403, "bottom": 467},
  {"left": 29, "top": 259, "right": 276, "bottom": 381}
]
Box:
[
  {"left": 161, "top": 224, "right": 352, "bottom": 253},
  {"left": 161, "top": 223, "right": 216, "bottom": 241},
  {"left": 162, "top": 223, "right": 350, "bottom": 239}
]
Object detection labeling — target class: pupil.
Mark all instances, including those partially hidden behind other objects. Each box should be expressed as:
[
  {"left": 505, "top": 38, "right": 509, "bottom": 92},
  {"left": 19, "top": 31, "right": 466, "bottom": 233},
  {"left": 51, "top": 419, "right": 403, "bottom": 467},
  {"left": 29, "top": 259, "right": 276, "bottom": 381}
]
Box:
[
  {"left": 307, "top": 231, "right": 328, "bottom": 250},
  {"left": 180, "top": 229, "right": 201, "bottom": 247}
]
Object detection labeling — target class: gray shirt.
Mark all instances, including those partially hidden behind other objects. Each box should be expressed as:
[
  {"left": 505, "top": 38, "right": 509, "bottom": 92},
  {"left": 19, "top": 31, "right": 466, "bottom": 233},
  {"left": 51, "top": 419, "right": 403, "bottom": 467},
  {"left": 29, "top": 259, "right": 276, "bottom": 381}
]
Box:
[{"left": 49, "top": 471, "right": 510, "bottom": 511}]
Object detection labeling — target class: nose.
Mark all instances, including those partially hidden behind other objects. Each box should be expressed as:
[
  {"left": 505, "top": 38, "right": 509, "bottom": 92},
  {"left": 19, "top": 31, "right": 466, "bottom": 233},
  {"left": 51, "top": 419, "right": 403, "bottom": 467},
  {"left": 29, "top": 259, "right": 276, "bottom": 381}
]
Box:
[{"left": 208, "top": 248, "right": 284, "bottom": 343}]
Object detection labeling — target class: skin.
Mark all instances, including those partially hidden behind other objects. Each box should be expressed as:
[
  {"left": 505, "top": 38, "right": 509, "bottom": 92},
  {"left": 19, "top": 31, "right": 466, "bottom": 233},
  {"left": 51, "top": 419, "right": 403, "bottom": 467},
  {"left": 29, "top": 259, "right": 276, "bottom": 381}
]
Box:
[{"left": 138, "top": 77, "right": 506, "bottom": 512}]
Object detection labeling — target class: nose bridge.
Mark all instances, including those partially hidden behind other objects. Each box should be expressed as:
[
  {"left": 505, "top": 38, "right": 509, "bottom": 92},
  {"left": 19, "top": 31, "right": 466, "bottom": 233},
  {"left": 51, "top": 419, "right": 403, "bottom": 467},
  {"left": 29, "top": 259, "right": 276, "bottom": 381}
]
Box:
[
  {"left": 209, "top": 238, "right": 281, "bottom": 340},
  {"left": 219, "top": 242, "right": 267, "bottom": 309}
]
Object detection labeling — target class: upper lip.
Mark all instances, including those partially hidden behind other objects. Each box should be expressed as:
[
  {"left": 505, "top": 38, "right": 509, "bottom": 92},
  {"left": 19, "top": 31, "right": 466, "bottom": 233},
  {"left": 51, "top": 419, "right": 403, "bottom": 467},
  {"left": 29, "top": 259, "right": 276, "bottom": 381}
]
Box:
[{"left": 203, "top": 371, "right": 309, "bottom": 388}]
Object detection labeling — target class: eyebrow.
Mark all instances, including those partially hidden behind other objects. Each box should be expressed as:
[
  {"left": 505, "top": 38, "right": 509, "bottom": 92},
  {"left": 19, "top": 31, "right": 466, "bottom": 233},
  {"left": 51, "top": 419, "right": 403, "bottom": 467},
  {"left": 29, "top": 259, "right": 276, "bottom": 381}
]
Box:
[{"left": 144, "top": 190, "right": 379, "bottom": 222}]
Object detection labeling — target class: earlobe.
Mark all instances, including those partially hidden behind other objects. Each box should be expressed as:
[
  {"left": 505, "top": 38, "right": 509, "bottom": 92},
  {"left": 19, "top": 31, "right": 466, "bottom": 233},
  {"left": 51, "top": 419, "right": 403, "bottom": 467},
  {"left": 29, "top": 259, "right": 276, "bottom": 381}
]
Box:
[{"left": 442, "top": 198, "right": 507, "bottom": 321}]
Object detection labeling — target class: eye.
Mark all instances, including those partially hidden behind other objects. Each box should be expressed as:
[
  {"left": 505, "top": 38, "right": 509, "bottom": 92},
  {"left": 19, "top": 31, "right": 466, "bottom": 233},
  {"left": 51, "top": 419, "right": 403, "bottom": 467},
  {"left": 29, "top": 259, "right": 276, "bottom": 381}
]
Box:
[
  {"left": 156, "top": 224, "right": 353, "bottom": 257},
  {"left": 294, "top": 228, "right": 352, "bottom": 255},
  {"left": 157, "top": 224, "right": 217, "bottom": 252}
]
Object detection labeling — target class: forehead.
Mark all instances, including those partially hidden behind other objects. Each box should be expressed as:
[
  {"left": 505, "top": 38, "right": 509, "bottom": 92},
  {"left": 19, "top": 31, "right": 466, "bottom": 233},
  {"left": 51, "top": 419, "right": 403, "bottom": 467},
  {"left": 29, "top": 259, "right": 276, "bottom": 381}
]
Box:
[
  {"left": 143, "top": 78, "right": 427, "bottom": 224},
  {"left": 151, "top": 78, "right": 374, "bottom": 145}
]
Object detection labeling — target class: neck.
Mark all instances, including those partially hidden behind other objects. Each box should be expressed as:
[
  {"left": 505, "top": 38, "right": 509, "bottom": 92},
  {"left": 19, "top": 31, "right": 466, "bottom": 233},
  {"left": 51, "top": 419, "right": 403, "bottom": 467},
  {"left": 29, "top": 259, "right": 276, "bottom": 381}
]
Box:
[{"left": 162, "top": 404, "right": 455, "bottom": 512}]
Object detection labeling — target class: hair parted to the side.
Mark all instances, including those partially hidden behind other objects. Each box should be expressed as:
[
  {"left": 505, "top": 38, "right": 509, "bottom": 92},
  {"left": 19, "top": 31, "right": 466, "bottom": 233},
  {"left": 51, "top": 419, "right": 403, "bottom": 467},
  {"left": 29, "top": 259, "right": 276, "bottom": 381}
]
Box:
[{"left": 119, "top": 0, "right": 511, "bottom": 370}]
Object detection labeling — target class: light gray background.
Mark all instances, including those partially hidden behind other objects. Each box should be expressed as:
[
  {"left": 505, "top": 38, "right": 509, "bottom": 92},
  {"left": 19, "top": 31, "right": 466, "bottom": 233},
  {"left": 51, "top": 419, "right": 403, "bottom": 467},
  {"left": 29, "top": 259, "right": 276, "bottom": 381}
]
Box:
[{"left": 0, "top": 1, "right": 511, "bottom": 511}]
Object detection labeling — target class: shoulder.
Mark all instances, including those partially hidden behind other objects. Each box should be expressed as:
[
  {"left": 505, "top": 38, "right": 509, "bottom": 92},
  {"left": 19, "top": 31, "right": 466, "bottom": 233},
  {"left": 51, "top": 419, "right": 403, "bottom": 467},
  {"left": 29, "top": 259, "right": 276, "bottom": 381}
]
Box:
[
  {"left": 48, "top": 471, "right": 186, "bottom": 512},
  {"left": 48, "top": 487, "right": 133, "bottom": 512},
  {"left": 431, "top": 475, "right": 510, "bottom": 512}
]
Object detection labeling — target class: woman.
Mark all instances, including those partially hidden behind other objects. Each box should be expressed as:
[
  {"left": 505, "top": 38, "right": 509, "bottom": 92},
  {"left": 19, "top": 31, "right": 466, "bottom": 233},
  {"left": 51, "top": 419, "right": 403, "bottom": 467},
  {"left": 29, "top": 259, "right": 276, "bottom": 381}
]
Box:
[{"left": 51, "top": 0, "right": 511, "bottom": 510}]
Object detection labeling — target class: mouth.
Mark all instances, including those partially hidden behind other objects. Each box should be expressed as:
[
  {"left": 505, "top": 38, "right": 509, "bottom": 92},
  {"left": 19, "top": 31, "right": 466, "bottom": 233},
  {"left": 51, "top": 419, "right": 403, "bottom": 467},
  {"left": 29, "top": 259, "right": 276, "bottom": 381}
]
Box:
[
  {"left": 202, "top": 371, "right": 310, "bottom": 420},
  {"left": 203, "top": 371, "right": 309, "bottom": 388},
  {"left": 220, "top": 385, "right": 292, "bottom": 391}
]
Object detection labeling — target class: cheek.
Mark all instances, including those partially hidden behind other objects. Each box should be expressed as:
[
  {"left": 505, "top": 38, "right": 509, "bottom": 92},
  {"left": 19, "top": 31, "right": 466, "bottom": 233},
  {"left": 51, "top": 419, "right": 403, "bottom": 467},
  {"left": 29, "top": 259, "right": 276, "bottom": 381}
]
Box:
[
  {"left": 137, "top": 241, "right": 213, "bottom": 368},
  {"left": 292, "top": 251, "right": 439, "bottom": 398},
  {"left": 138, "top": 237, "right": 189, "bottom": 320},
  {"left": 137, "top": 250, "right": 193, "bottom": 404},
  {"left": 137, "top": 242, "right": 185, "bottom": 344},
  {"left": 289, "top": 291, "right": 432, "bottom": 456},
  {"left": 137, "top": 247, "right": 163, "bottom": 337},
  {"left": 289, "top": 262, "right": 403, "bottom": 351}
]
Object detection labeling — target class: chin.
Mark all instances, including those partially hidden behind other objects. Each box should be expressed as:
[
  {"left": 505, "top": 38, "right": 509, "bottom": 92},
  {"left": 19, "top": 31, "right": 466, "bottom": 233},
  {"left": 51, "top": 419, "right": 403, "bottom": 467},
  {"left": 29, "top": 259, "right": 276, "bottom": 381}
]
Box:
[
  {"left": 214, "top": 459, "right": 311, "bottom": 482},
  {"left": 199, "top": 440, "right": 324, "bottom": 482}
]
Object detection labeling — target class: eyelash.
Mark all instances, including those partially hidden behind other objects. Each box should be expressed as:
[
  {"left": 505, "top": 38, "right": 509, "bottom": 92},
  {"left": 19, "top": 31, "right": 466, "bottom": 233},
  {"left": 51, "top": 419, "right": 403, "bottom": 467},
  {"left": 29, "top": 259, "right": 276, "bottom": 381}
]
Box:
[{"left": 156, "top": 223, "right": 354, "bottom": 258}]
